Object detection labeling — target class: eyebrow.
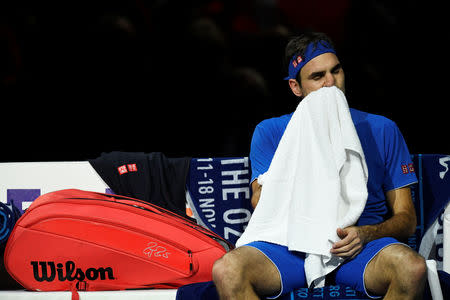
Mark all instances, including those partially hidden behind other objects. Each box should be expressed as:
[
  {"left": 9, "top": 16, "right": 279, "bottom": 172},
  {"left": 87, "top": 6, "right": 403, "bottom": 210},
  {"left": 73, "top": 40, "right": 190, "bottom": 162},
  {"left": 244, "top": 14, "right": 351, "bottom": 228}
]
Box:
[
  {"left": 307, "top": 63, "right": 342, "bottom": 79},
  {"left": 331, "top": 63, "right": 342, "bottom": 73}
]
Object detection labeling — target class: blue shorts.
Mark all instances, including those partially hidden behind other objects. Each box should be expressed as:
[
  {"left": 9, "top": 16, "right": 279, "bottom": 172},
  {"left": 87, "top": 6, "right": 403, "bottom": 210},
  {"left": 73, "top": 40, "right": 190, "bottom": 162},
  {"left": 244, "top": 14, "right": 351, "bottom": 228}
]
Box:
[{"left": 244, "top": 237, "right": 405, "bottom": 299}]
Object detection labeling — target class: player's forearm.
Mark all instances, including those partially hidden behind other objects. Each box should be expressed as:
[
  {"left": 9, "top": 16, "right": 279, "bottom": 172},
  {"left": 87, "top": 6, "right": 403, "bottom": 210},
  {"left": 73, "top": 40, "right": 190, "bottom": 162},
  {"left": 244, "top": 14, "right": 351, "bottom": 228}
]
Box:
[{"left": 359, "top": 211, "right": 416, "bottom": 243}]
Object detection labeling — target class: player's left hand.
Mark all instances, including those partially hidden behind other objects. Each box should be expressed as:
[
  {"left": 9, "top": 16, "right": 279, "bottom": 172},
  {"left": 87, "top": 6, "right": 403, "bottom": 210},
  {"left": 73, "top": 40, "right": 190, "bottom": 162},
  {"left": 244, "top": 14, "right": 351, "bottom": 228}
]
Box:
[{"left": 330, "top": 226, "right": 366, "bottom": 259}]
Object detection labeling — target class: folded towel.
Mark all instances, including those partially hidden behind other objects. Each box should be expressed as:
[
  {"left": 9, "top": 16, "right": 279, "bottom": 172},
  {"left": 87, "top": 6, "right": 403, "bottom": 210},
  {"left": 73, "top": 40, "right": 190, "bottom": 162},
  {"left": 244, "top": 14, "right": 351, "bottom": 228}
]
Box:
[{"left": 236, "top": 86, "right": 368, "bottom": 287}]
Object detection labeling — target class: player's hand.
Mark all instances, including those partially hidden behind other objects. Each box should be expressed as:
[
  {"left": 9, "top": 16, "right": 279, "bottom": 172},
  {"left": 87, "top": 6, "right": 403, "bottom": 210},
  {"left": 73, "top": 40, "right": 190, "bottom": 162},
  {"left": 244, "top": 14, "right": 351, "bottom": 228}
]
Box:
[{"left": 330, "top": 226, "right": 366, "bottom": 259}]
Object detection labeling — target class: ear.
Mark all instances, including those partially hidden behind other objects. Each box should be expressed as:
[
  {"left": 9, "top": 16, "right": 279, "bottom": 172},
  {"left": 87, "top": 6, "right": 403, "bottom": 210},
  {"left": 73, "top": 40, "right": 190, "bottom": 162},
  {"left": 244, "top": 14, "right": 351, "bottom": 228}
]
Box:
[{"left": 288, "top": 79, "right": 303, "bottom": 97}]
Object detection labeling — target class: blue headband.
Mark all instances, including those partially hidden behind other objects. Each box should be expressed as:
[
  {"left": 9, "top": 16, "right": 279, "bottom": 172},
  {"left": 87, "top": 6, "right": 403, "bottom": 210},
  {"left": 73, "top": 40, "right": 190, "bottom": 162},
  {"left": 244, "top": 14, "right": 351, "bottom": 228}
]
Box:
[{"left": 284, "top": 40, "right": 336, "bottom": 80}]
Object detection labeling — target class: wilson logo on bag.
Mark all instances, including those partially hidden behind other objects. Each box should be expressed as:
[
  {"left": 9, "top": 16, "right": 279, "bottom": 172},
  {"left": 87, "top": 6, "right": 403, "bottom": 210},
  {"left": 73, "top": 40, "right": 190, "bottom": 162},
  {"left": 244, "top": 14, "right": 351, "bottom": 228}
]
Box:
[{"left": 31, "top": 261, "right": 115, "bottom": 282}]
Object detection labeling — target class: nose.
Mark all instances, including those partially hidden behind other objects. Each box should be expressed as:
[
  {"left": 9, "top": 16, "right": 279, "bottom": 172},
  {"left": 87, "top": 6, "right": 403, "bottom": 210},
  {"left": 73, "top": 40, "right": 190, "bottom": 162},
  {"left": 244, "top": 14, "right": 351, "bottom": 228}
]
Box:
[{"left": 324, "top": 72, "right": 335, "bottom": 87}]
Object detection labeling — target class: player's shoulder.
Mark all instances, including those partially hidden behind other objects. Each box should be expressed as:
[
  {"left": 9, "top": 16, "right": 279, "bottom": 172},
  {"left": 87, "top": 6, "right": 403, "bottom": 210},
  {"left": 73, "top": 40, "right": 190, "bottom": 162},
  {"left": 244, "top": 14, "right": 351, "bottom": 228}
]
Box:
[
  {"left": 251, "top": 113, "right": 294, "bottom": 149},
  {"left": 350, "top": 108, "right": 397, "bottom": 130},
  {"left": 255, "top": 112, "right": 294, "bottom": 134}
]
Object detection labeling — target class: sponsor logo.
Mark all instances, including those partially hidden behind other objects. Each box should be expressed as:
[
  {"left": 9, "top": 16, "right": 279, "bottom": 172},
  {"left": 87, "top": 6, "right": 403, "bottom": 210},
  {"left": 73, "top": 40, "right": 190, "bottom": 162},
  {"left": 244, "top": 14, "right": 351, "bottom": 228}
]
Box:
[
  {"left": 401, "top": 163, "right": 415, "bottom": 174},
  {"left": 117, "top": 165, "right": 128, "bottom": 175},
  {"left": 292, "top": 55, "right": 303, "bottom": 68},
  {"left": 127, "top": 164, "right": 137, "bottom": 172},
  {"left": 31, "top": 261, "right": 114, "bottom": 282},
  {"left": 117, "top": 164, "right": 138, "bottom": 175}
]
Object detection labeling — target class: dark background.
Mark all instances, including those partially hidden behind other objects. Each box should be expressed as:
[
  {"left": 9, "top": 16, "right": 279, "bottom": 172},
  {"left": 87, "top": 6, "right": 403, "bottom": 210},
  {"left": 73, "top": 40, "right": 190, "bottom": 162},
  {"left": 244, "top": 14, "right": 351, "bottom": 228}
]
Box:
[{"left": 1, "top": 0, "right": 448, "bottom": 162}]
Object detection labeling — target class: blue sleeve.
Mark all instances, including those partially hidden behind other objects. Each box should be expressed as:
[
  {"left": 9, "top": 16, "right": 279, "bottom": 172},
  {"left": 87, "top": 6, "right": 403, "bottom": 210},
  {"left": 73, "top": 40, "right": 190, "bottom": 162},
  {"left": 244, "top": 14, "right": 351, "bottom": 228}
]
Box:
[
  {"left": 382, "top": 121, "right": 418, "bottom": 191},
  {"left": 249, "top": 124, "right": 277, "bottom": 183}
]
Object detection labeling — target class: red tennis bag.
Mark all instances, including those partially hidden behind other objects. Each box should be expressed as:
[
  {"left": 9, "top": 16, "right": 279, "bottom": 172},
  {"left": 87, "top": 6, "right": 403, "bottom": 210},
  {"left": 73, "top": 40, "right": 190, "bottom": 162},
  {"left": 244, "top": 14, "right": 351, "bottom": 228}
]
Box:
[{"left": 4, "top": 189, "right": 233, "bottom": 291}]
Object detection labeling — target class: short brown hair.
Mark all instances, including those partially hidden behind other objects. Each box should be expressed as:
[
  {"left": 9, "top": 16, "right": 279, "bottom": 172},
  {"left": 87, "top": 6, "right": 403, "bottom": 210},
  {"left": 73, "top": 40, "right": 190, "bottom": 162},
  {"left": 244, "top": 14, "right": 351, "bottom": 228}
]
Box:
[{"left": 284, "top": 32, "right": 335, "bottom": 82}]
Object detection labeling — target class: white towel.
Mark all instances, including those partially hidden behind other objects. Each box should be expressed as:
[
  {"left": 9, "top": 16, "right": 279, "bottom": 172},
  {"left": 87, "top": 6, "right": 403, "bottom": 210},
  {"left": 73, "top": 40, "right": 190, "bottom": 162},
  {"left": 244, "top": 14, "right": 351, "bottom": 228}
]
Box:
[{"left": 236, "top": 86, "right": 368, "bottom": 287}]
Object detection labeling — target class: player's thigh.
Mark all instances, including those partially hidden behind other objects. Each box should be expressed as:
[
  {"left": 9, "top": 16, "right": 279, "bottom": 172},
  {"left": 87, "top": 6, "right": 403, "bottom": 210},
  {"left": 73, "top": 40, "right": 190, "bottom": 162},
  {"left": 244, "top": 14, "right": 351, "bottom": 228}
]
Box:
[
  {"left": 215, "top": 244, "right": 282, "bottom": 295},
  {"left": 241, "top": 242, "right": 307, "bottom": 297},
  {"left": 335, "top": 237, "right": 401, "bottom": 297},
  {"left": 364, "top": 243, "right": 425, "bottom": 295}
]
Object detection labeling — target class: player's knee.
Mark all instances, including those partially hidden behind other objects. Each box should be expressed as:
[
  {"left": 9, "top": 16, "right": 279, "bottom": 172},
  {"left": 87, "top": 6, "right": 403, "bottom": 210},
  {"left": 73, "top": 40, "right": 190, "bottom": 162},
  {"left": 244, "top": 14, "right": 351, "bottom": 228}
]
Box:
[
  {"left": 403, "top": 253, "right": 426, "bottom": 285},
  {"left": 212, "top": 252, "right": 244, "bottom": 288},
  {"left": 388, "top": 245, "right": 426, "bottom": 286},
  {"left": 212, "top": 256, "right": 228, "bottom": 284}
]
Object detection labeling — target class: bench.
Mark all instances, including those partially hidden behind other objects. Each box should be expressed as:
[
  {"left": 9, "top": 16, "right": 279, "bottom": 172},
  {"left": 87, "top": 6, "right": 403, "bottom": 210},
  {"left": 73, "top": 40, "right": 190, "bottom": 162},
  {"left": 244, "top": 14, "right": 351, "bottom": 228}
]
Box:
[{"left": 1, "top": 154, "right": 449, "bottom": 299}]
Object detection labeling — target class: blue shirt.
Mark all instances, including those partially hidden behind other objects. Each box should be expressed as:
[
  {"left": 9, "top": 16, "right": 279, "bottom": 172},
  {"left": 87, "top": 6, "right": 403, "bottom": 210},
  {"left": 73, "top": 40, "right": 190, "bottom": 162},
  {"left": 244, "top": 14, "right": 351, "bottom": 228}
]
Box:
[{"left": 249, "top": 108, "right": 418, "bottom": 226}]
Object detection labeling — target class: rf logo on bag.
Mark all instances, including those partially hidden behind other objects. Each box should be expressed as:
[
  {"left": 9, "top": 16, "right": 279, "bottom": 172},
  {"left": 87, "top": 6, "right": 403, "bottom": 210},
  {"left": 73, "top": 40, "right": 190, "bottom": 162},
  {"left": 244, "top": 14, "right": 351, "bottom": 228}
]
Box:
[{"left": 143, "top": 241, "right": 170, "bottom": 259}]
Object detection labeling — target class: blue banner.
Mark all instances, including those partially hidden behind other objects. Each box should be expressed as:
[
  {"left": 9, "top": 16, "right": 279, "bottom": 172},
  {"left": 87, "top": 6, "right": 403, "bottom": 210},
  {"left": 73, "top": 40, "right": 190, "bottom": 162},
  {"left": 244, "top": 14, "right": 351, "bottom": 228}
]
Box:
[
  {"left": 420, "top": 154, "right": 450, "bottom": 231},
  {"left": 186, "top": 157, "right": 253, "bottom": 245},
  {"left": 413, "top": 154, "right": 450, "bottom": 269},
  {"left": 187, "top": 155, "right": 450, "bottom": 251},
  {"left": 286, "top": 285, "right": 367, "bottom": 300}
]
